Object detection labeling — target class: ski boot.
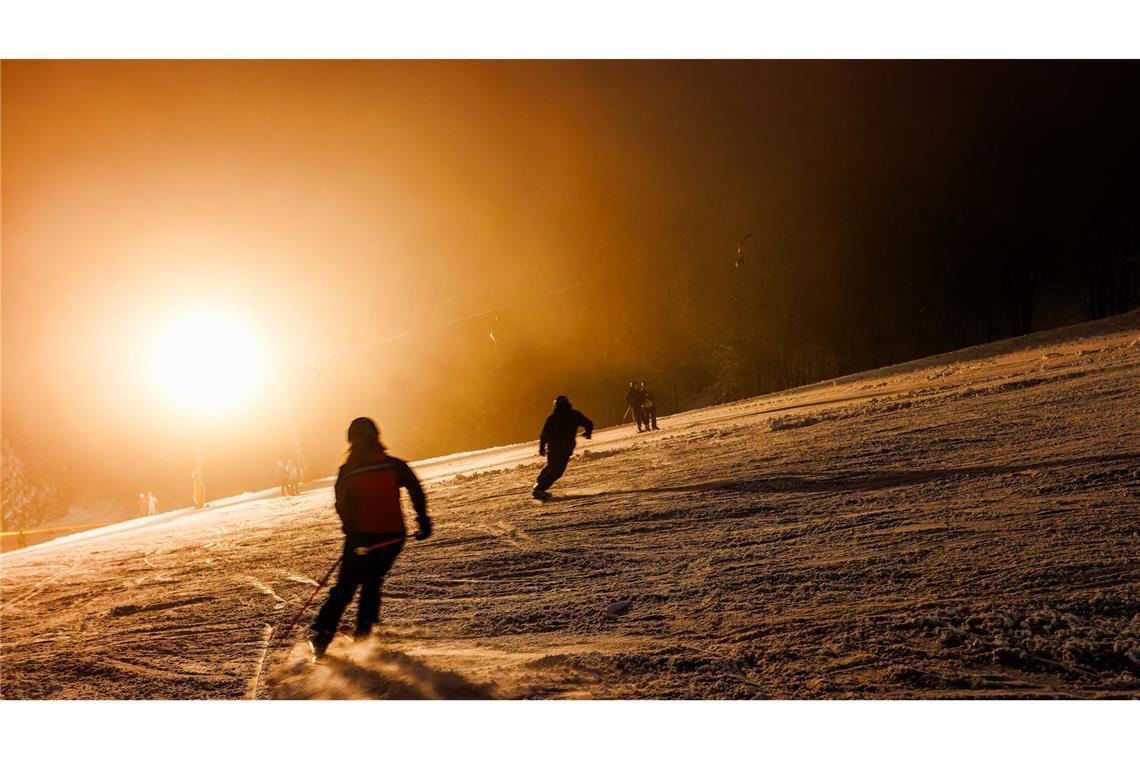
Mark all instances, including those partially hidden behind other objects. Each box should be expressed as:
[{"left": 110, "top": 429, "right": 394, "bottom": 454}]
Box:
[{"left": 308, "top": 629, "right": 335, "bottom": 660}]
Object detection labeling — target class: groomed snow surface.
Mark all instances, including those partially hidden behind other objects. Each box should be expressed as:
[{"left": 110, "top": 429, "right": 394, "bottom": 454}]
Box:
[{"left": 3, "top": 312, "right": 1139, "bottom": 699}]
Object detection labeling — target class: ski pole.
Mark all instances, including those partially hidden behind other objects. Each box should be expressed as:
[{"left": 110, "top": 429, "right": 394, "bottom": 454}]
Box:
[
  {"left": 351, "top": 534, "right": 408, "bottom": 555},
  {"left": 622, "top": 405, "right": 632, "bottom": 421},
  {"left": 275, "top": 534, "right": 411, "bottom": 644},
  {"left": 250, "top": 556, "right": 343, "bottom": 699},
  {"left": 275, "top": 555, "right": 342, "bottom": 645},
  {"left": 251, "top": 534, "right": 415, "bottom": 698}
]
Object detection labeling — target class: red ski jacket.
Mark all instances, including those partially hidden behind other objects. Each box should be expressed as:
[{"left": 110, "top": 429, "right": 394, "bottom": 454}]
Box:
[{"left": 334, "top": 453, "right": 426, "bottom": 535}]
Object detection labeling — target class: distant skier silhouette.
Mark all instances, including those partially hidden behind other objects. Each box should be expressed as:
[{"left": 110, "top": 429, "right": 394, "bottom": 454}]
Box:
[
  {"left": 309, "top": 417, "right": 430, "bottom": 658},
  {"left": 626, "top": 381, "right": 647, "bottom": 432},
  {"left": 640, "top": 380, "right": 659, "bottom": 430},
  {"left": 285, "top": 458, "right": 301, "bottom": 496},
  {"left": 533, "top": 396, "right": 593, "bottom": 501},
  {"left": 275, "top": 460, "right": 288, "bottom": 497}
]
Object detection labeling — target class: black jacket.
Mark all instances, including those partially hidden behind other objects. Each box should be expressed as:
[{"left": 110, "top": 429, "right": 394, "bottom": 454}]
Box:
[
  {"left": 540, "top": 401, "right": 594, "bottom": 452},
  {"left": 626, "top": 386, "right": 645, "bottom": 407}
]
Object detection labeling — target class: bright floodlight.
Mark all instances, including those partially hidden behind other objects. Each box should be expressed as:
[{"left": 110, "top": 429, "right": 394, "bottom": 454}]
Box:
[{"left": 152, "top": 311, "right": 263, "bottom": 412}]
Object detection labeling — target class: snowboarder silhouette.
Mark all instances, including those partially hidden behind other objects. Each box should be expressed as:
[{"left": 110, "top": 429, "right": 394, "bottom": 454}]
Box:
[
  {"left": 533, "top": 396, "right": 593, "bottom": 501},
  {"left": 309, "top": 417, "right": 430, "bottom": 658}
]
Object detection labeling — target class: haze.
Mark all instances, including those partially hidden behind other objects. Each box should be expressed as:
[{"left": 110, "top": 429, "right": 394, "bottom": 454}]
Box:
[{"left": 3, "top": 60, "right": 1137, "bottom": 515}]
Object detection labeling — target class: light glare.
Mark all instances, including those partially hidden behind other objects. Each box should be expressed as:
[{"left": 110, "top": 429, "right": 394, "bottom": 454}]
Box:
[{"left": 152, "top": 311, "right": 263, "bottom": 412}]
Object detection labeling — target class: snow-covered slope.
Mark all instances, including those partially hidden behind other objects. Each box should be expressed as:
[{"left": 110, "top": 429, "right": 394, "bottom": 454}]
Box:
[{"left": 3, "top": 312, "right": 1139, "bottom": 698}]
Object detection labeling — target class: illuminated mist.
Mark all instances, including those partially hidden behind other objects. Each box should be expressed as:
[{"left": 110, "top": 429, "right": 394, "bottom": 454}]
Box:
[{"left": 2, "top": 60, "right": 1137, "bottom": 517}]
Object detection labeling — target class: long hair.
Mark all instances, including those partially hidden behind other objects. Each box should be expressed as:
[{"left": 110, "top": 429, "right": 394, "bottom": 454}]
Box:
[{"left": 343, "top": 417, "right": 386, "bottom": 465}]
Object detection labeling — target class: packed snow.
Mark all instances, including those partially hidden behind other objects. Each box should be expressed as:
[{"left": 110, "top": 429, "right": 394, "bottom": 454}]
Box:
[{"left": 2, "top": 312, "right": 1138, "bottom": 698}]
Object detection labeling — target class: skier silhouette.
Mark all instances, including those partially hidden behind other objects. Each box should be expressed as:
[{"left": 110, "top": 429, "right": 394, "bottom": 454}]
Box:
[
  {"left": 309, "top": 417, "right": 430, "bottom": 657},
  {"left": 275, "top": 460, "right": 288, "bottom": 496},
  {"left": 626, "top": 381, "right": 647, "bottom": 432},
  {"left": 533, "top": 396, "right": 593, "bottom": 501},
  {"left": 640, "top": 381, "right": 659, "bottom": 430}
]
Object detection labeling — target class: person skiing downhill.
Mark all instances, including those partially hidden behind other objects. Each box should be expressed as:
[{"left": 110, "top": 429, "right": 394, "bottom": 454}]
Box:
[
  {"left": 309, "top": 417, "right": 431, "bottom": 658},
  {"left": 533, "top": 396, "right": 594, "bottom": 501}
]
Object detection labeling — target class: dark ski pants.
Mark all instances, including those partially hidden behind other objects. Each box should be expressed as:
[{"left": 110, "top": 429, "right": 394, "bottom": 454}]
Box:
[
  {"left": 313, "top": 534, "right": 403, "bottom": 634},
  {"left": 631, "top": 406, "right": 646, "bottom": 430},
  {"left": 535, "top": 447, "right": 573, "bottom": 492},
  {"left": 644, "top": 406, "right": 657, "bottom": 429}
]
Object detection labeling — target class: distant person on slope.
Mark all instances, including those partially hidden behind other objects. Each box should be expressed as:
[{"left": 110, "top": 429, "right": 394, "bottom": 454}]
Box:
[
  {"left": 146, "top": 491, "right": 158, "bottom": 517},
  {"left": 626, "top": 381, "right": 647, "bottom": 432},
  {"left": 640, "top": 381, "right": 659, "bottom": 430},
  {"left": 533, "top": 395, "right": 594, "bottom": 501},
  {"left": 285, "top": 459, "right": 300, "bottom": 496},
  {"left": 309, "top": 417, "right": 431, "bottom": 658},
  {"left": 275, "top": 460, "right": 288, "bottom": 497}
]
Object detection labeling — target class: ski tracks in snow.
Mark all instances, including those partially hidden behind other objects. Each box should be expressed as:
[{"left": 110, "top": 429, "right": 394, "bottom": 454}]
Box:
[{"left": 3, "top": 312, "right": 1140, "bottom": 697}]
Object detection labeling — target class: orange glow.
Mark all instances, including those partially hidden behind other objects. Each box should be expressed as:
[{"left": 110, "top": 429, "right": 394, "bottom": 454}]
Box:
[{"left": 4, "top": 60, "right": 1137, "bottom": 510}]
